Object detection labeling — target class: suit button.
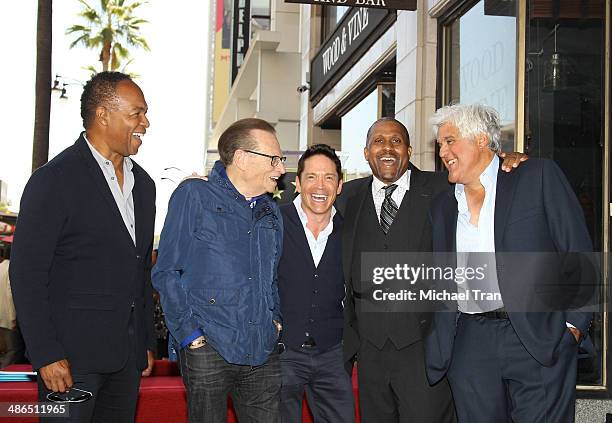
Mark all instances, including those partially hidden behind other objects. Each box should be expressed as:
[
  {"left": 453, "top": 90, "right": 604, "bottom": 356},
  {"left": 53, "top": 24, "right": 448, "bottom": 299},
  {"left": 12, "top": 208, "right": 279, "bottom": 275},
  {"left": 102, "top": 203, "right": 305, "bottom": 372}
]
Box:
[
  {"left": 314, "top": 274, "right": 319, "bottom": 278},
  {"left": 313, "top": 289, "right": 318, "bottom": 294},
  {"left": 209, "top": 298, "right": 216, "bottom": 304},
  {"left": 136, "top": 255, "right": 141, "bottom": 259}
]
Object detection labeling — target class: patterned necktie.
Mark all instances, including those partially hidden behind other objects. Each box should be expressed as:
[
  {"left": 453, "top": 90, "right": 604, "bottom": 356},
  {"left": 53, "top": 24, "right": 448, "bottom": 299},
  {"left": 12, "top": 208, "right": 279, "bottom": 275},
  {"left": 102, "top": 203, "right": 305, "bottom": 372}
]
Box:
[{"left": 380, "top": 184, "right": 398, "bottom": 234}]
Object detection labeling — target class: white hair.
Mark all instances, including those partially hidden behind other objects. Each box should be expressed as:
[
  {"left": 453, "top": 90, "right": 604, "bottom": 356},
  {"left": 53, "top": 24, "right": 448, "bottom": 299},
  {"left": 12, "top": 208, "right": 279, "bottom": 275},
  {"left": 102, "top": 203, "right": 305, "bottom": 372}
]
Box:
[{"left": 429, "top": 103, "right": 501, "bottom": 152}]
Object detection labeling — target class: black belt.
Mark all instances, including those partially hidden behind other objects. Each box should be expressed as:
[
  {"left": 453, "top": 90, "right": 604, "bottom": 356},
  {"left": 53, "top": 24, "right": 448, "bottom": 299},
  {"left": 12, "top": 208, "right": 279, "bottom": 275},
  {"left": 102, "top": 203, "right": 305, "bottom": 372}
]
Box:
[
  {"left": 463, "top": 308, "right": 509, "bottom": 320},
  {"left": 301, "top": 339, "right": 317, "bottom": 348}
]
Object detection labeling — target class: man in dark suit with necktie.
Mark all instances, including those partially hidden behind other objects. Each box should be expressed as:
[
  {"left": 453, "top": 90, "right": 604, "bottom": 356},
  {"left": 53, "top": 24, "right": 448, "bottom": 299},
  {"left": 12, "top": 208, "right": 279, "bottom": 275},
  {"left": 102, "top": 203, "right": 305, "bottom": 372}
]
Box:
[
  {"left": 426, "top": 103, "right": 594, "bottom": 422},
  {"left": 278, "top": 144, "right": 355, "bottom": 422},
  {"left": 10, "top": 72, "right": 156, "bottom": 422},
  {"left": 335, "top": 118, "right": 456, "bottom": 423}
]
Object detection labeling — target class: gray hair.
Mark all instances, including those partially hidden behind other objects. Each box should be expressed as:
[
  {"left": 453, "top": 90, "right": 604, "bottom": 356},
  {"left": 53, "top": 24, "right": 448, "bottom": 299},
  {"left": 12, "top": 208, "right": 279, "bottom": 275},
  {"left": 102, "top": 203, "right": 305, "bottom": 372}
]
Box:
[{"left": 429, "top": 103, "right": 501, "bottom": 152}]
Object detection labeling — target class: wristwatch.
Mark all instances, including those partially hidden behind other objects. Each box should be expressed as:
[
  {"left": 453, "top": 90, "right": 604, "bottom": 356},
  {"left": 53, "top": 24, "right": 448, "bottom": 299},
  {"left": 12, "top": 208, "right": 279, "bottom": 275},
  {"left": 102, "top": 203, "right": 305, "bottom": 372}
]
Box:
[{"left": 188, "top": 335, "right": 207, "bottom": 349}]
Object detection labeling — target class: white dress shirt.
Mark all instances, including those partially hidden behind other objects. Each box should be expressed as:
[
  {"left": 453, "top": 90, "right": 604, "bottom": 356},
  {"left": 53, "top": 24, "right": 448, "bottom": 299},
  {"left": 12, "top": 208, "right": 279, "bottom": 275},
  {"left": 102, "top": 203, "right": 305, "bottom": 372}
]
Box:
[
  {"left": 293, "top": 194, "right": 336, "bottom": 268},
  {"left": 84, "top": 133, "right": 136, "bottom": 245},
  {"left": 455, "top": 155, "right": 504, "bottom": 313},
  {"left": 371, "top": 169, "right": 411, "bottom": 223}
]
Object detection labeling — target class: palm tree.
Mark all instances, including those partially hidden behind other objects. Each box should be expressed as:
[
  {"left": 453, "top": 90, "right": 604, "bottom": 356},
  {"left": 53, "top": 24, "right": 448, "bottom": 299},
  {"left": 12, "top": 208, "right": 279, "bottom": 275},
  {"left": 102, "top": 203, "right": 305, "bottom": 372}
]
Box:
[
  {"left": 32, "top": 0, "right": 52, "bottom": 172},
  {"left": 67, "top": 0, "right": 149, "bottom": 72}
]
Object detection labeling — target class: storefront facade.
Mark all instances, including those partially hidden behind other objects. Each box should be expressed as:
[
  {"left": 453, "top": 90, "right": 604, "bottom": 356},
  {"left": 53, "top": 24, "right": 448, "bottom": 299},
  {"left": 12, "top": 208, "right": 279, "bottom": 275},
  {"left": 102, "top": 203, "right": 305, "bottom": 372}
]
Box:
[{"left": 297, "top": 0, "right": 611, "bottom": 411}]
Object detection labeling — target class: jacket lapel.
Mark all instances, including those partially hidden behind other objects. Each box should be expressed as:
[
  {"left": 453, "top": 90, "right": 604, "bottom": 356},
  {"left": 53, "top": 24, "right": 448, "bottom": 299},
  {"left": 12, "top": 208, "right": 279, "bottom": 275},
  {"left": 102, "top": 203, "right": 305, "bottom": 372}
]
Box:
[
  {"left": 494, "top": 165, "right": 519, "bottom": 252},
  {"left": 132, "top": 166, "right": 146, "bottom": 253},
  {"left": 342, "top": 177, "right": 372, "bottom": 282},
  {"left": 393, "top": 168, "right": 431, "bottom": 250},
  {"left": 76, "top": 135, "right": 136, "bottom": 250},
  {"left": 285, "top": 204, "right": 316, "bottom": 270},
  {"left": 442, "top": 190, "right": 458, "bottom": 253}
]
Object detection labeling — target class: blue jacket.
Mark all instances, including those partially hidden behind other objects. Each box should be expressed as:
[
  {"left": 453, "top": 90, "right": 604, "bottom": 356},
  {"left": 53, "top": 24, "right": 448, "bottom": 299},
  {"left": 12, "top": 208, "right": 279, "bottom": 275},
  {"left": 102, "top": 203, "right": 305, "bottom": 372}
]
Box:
[{"left": 152, "top": 161, "right": 283, "bottom": 366}]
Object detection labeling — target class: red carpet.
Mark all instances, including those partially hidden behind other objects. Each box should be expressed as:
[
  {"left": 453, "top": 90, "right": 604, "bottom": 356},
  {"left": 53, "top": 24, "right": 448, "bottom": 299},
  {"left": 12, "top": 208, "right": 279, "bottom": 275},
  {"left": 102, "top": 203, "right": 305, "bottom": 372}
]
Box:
[{"left": 0, "top": 361, "right": 361, "bottom": 422}]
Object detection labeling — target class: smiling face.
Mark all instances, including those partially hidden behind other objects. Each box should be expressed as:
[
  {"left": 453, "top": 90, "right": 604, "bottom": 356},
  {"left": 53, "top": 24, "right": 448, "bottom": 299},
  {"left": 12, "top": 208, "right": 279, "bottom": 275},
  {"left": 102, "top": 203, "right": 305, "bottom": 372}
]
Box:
[
  {"left": 437, "top": 122, "right": 489, "bottom": 186},
  {"left": 105, "top": 80, "right": 149, "bottom": 157},
  {"left": 296, "top": 154, "right": 343, "bottom": 218},
  {"left": 364, "top": 120, "right": 412, "bottom": 184},
  {"left": 243, "top": 129, "right": 286, "bottom": 195}
]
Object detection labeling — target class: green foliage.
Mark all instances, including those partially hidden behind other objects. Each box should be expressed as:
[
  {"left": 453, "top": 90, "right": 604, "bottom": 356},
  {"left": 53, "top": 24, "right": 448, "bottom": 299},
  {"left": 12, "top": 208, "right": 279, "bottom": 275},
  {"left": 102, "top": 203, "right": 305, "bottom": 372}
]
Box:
[
  {"left": 83, "top": 57, "right": 140, "bottom": 80},
  {"left": 67, "top": 0, "right": 150, "bottom": 72}
]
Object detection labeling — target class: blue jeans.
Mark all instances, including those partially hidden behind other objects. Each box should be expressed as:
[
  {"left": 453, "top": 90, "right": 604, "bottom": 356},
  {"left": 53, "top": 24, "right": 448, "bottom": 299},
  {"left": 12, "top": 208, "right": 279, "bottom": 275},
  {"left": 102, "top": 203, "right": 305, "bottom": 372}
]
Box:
[
  {"left": 279, "top": 343, "right": 354, "bottom": 423},
  {"left": 178, "top": 343, "right": 281, "bottom": 423}
]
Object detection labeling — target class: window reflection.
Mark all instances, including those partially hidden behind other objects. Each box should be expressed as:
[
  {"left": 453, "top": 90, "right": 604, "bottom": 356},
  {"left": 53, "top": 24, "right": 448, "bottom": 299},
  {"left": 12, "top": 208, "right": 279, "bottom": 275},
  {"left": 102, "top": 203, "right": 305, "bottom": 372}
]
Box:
[
  {"left": 445, "top": 0, "right": 517, "bottom": 151},
  {"left": 524, "top": 0, "right": 605, "bottom": 387}
]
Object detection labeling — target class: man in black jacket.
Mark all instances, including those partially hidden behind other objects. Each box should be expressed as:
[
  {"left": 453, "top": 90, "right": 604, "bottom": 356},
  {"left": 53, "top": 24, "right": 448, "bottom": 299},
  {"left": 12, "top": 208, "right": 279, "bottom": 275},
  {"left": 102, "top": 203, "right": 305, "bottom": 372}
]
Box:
[
  {"left": 336, "top": 118, "right": 455, "bottom": 423},
  {"left": 10, "top": 72, "right": 156, "bottom": 422}
]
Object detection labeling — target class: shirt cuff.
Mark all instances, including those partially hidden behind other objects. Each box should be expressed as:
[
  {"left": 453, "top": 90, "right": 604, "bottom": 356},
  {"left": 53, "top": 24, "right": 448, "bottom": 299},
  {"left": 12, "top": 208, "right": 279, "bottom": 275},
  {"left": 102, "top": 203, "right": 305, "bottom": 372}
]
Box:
[
  {"left": 566, "top": 322, "right": 576, "bottom": 329},
  {"left": 180, "top": 329, "right": 204, "bottom": 348}
]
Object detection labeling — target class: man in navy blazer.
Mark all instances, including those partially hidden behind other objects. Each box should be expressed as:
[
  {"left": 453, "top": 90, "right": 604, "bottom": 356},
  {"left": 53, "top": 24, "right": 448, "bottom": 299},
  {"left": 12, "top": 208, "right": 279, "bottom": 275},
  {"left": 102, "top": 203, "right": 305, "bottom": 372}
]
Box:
[
  {"left": 10, "top": 72, "right": 156, "bottom": 422},
  {"left": 425, "top": 103, "right": 594, "bottom": 422}
]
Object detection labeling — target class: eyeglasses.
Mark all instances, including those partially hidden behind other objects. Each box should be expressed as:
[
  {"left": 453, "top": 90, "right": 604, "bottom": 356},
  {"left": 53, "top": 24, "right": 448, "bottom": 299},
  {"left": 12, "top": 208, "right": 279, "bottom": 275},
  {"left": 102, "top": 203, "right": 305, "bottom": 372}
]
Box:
[
  {"left": 244, "top": 150, "right": 287, "bottom": 167},
  {"left": 46, "top": 387, "right": 93, "bottom": 403}
]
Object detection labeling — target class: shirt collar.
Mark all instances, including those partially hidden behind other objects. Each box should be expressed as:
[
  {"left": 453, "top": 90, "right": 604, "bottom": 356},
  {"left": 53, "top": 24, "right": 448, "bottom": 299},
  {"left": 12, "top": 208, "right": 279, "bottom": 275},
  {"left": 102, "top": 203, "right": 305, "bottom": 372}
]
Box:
[
  {"left": 293, "top": 194, "right": 336, "bottom": 228},
  {"left": 83, "top": 132, "right": 133, "bottom": 172},
  {"left": 455, "top": 154, "right": 499, "bottom": 213},
  {"left": 214, "top": 160, "right": 267, "bottom": 207},
  {"left": 372, "top": 168, "right": 411, "bottom": 193}
]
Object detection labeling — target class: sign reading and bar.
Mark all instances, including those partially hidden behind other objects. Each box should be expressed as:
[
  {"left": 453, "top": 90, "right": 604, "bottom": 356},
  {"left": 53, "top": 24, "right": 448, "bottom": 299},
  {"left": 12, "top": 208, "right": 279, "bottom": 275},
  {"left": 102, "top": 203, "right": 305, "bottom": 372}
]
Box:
[
  {"left": 284, "top": 0, "right": 416, "bottom": 10},
  {"left": 309, "top": 7, "right": 395, "bottom": 101}
]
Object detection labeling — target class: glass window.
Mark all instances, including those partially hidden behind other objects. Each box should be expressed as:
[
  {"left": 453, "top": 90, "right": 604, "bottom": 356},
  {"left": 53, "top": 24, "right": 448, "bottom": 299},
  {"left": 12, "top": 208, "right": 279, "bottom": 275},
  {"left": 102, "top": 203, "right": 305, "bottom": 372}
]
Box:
[
  {"left": 379, "top": 84, "right": 396, "bottom": 118},
  {"left": 340, "top": 84, "right": 396, "bottom": 180},
  {"left": 444, "top": 0, "right": 517, "bottom": 151},
  {"left": 524, "top": 0, "right": 606, "bottom": 387},
  {"left": 322, "top": 6, "right": 350, "bottom": 42},
  {"left": 251, "top": 0, "right": 270, "bottom": 32},
  {"left": 341, "top": 89, "right": 378, "bottom": 179}
]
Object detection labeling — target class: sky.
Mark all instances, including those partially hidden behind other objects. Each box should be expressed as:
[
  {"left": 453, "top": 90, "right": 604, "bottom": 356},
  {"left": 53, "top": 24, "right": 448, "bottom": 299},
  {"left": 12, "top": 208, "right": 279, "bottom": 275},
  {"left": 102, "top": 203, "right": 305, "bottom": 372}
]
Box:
[{"left": 0, "top": 1, "right": 210, "bottom": 236}]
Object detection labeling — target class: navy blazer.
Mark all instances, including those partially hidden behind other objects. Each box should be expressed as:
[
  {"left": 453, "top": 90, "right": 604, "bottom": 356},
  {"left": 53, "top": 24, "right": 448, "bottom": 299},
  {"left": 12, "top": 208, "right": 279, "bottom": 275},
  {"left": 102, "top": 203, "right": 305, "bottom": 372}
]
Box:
[
  {"left": 425, "top": 158, "right": 595, "bottom": 384},
  {"left": 10, "top": 135, "right": 156, "bottom": 373}
]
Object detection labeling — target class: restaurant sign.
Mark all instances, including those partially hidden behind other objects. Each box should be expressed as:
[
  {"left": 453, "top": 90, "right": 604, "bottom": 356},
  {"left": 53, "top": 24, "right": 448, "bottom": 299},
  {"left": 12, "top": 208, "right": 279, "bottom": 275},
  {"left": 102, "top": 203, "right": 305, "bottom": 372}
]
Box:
[
  {"left": 310, "top": 7, "right": 395, "bottom": 101},
  {"left": 284, "top": 0, "right": 416, "bottom": 10}
]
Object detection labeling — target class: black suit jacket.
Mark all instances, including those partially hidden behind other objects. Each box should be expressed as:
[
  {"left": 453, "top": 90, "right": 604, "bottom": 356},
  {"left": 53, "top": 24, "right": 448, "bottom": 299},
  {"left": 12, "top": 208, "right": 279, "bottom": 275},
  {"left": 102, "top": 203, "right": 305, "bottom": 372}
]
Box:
[
  {"left": 425, "top": 158, "right": 594, "bottom": 384},
  {"left": 10, "top": 135, "right": 156, "bottom": 373},
  {"left": 336, "top": 165, "right": 449, "bottom": 364}
]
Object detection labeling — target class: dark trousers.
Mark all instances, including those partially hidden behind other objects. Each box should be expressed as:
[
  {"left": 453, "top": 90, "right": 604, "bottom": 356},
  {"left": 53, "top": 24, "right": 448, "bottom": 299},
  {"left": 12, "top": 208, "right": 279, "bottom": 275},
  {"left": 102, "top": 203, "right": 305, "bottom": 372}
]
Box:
[
  {"left": 179, "top": 343, "right": 281, "bottom": 423},
  {"left": 358, "top": 339, "right": 456, "bottom": 423},
  {"left": 279, "top": 342, "right": 354, "bottom": 423},
  {"left": 448, "top": 314, "right": 578, "bottom": 423},
  {"left": 37, "top": 315, "right": 141, "bottom": 423}
]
